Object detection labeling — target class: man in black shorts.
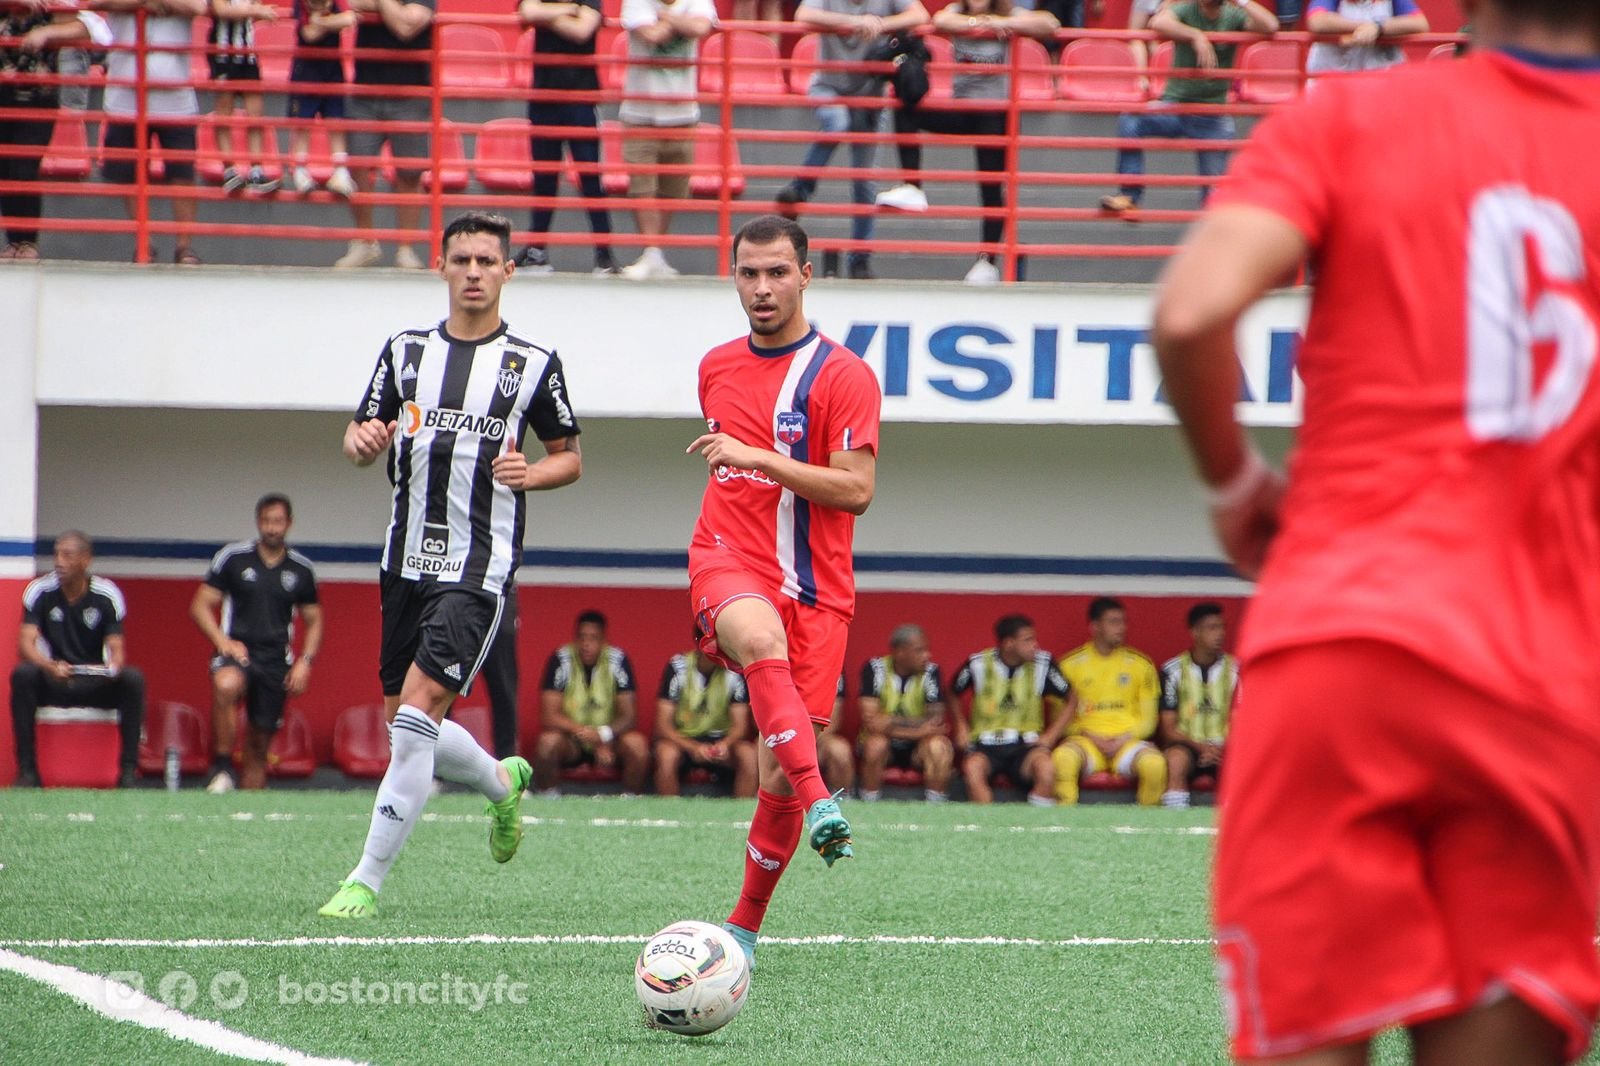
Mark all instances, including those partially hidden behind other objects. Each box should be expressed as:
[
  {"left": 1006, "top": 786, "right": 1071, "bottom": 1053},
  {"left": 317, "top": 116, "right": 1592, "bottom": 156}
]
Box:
[
  {"left": 652, "top": 636, "right": 756, "bottom": 798},
  {"left": 189, "top": 493, "right": 322, "bottom": 793},
  {"left": 950, "top": 614, "right": 1069, "bottom": 805},
  {"left": 320, "top": 211, "right": 583, "bottom": 918},
  {"left": 857, "top": 624, "right": 954, "bottom": 803},
  {"left": 10, "top": 532, "right": 145, "bottom": 787}
]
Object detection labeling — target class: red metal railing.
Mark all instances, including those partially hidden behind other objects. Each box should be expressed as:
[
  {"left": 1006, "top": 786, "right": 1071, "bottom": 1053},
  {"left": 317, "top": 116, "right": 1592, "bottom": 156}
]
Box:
[{"left": 0, "top": 14, "right": 1465, "bottom": 277}]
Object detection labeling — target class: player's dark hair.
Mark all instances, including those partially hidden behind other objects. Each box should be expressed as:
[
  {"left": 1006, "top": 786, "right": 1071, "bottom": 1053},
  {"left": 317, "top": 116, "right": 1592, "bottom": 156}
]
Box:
[
  {"left": 1187, "top": 602, "right": 1223, "bottom": 629},
  {"left": 55, "top": 530, "right": 93, "bottom": 556},
  {"left": 889, "top": 624, "right": 925, "bottom": 649},
  {"left": 256, "top": 492, "right": 293, "bottom": 520},
  {"left": 732, "top": 215, "right": 809, "bottom": 266},
  {"left": 441, "top": 211, "right": 512, "bottom": 259},
  {"left": 576, "top": 610, "right": 608, "bottom": 633},
  {"left": 1088, "top": 597, "right": 1125, "bottom": 623},
  {"left": 994, "top": 614, "right": 1033, "bottom": 642},
  {"left": 1503, "top": 0, "right": 1600, "bottom": 40}
]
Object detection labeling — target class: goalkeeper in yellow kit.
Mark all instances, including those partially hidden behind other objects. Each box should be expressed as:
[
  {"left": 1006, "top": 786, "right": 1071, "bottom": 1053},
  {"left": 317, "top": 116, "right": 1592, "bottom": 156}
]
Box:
[{"left": 1053, "top": 597, "right": 1165, "bottom": 805}]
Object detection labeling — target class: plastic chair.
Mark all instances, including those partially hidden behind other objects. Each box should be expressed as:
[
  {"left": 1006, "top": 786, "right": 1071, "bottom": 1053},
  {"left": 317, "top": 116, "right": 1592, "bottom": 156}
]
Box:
[
  {"left": 1057, "top": 38, "right": 1143, "bottom": 103},
  {"left": 98, "top": 120, "right": 167, "bottom": 181},
  {"left": 1145, "top": 40, "right": 1173, "bottom": 100},
  {"left": 380, "top": 120, "right": 469, "bottom": 193},
  {"left": 602, "top": 27, "right": 629, "bottom": 92},
  {"left": 787, "top": 31, "right": 821, "bottom": 95},
  {"left": 699, "top": 29, "right": 786, "bottom": 96},
  {"left": 689, "top": 123, "right": 745, "bottom": 199},
  {"left": 253, "top": 17, "right": 297, "bottom": 85},
  {"left": 333, "top": 703, "right": 391, "bottom": 778},
  {"left": 598, "top": 119, "right": 631, "bottom": 196},
  {"left": 512, "top": 28, "right": 538, "bottom": 87},
  {"left": 437, "top": 23, "right": 513, "bottom": 89},
  {"left": 232, "top": 706, "right": 317, "bottom": 777},
  {"left": 922, "top": 34, "right": 955, "bottom": 104},
  {"left": 41, "top": 115, "right": 91, "bottom": 180},
  {"left": 37, "top": 707, "right": 121, "bottom": 788},
  {"left": 197, "top": 115, "right": 283, "bottom": 185},
  {"left": 474, "top": 115, "right": 533, "bottom": 192},
  {"left": 1236, "top": 40, "right": 1302, "bottom": 104},
  {"left": 1014, "top": 36, "right": 1056, "bottom": 102},
  {"left": 137, "top": 700, "right": 211, "bottom": 776}
]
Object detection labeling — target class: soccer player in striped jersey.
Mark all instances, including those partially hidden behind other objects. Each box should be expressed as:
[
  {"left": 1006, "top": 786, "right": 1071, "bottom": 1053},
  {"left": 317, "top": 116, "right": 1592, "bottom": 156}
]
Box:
[
  {"left": 319, "top": 212, "right": 583, "bottom": 919},
  {"left": 1155, "top": 2, "right": 1600, "bottom": 1060},
  {"left": 686, "top": 215, "right": 882, "bottom": 969}
]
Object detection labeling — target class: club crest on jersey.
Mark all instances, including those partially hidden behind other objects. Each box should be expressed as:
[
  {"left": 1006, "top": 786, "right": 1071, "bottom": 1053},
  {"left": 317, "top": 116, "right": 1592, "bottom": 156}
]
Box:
[
  {"left": 498, "top": 359, "right": 523, "bottom": 400},
  {"left": 281, "top": 571, "right": 298, "bottom": 593},
  {"left": 81, "top": 607, "right": 101, "bottom": 629},
  {"left": 706, "top": 418, "right": 721, "bottom": 433},
  {"left": 776, "top": 411, "right": 806, "bottom": 445}
]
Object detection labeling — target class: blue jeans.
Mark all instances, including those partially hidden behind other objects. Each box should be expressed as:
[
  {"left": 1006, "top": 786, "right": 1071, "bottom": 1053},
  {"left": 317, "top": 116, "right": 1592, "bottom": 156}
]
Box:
[
  {"left": 796, "top": 92, "right": 881, "bottom": 266},
  {"left": 1115, "top": 109, "right": 1237, "bottom": 206}
]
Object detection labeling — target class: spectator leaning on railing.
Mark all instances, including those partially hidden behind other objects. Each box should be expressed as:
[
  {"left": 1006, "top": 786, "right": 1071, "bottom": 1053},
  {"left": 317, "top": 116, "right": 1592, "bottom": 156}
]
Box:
[
  {"left": 775, "top": 0, "right": 930, "bottom": 281},
  {"left": 286, "top": 0, "right": 357, "bottom": 197},
  {"left": 1, "top": 0, "right": 106, "bottom": 261},
  {"left": 92, "top": 0, "right": 207, "bottom": 264},
  {"left": 616, "top": 0, "right": 715, "bottom": 280},
  {"left": 208, "top": 0, "right": 280, "bottom": 194},
  {"left": 1305, "top": 0, "right": 1428, "bottom": 76},
  {"left": 874, "top": 0, "right": 1058, "bottom": 286},
  {"left": 332, "top": 0, "right": 434, "bottom": 269},
  {"left": 1100, "top": 0, "right": 1278, "bottom": 216}
]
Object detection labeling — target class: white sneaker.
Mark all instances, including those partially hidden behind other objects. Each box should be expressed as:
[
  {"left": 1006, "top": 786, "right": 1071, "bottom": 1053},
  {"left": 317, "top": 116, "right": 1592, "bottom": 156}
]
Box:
[
  {"left": 924, "top": 789, "right": 948, "bottom": 804},
  {"left": 291, "top": 166, "right": 315, "bottom": 195},
  {"left": 205, "top": 771, "right": 235, "bottom": 795},
  {"left": 326, "top": 166, "right": 357, "bottom": 199},
  {"left": 964, "top": 256, "right": 1001, "bottom": 286},
  {"left": 621, "top": 247, "right": 678, "bottom": 280},
  {"left": 1161, "top": 790, "right": 1192, "bottom": 810},
  {"left": 394, "top": 245, "right": 424, "bottom": 270},
  {"left": 876, "top": 183, "right": 929, "bottom": 212},
  {"left": 334, "top": 239, "right": 382, "bottom": 269},
  {"left": 536, "top": 787, "right": 561, "bottom": 800}
]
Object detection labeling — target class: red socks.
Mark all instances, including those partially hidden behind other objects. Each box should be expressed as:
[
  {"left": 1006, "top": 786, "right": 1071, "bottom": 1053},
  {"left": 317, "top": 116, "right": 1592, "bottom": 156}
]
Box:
[
  {"left": 727, "top": 789, "right": 805, "bottom": 933},
  {"left": 740, "top": 657, "right": 830, "bottom": 808}
]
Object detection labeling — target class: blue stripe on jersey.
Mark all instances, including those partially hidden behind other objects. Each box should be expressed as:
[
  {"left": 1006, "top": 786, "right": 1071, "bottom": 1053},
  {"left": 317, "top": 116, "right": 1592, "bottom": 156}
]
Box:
[
  {"left": 788, "top": 341, "right": 834, "bottom": 607},
  {"left": 1498, "top": 46, "right": 1600, "bottom": 73}
]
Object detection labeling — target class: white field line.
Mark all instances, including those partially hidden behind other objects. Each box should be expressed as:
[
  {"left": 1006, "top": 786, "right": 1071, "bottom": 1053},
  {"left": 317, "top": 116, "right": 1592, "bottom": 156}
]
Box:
[
  {"left": 0, "top": 933, "right": 1213, "bottom": 950},
  {"left": 10, "top": 811, "right": 1217, "bottom": 836},
  {"left": 0, "top": 948, "right": 368, "bottom": 1066}
]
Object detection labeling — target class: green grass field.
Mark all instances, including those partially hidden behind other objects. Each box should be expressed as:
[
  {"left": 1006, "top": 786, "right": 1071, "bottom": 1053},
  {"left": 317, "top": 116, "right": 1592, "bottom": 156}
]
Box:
[{"left": 0, "top": 790, "right": 1517, "bottom": 1065}]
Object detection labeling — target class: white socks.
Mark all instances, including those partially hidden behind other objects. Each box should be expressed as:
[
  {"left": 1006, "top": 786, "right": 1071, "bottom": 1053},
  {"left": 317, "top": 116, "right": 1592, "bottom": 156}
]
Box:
[
  {"left": 1162, "top": 790, "right": 1192, "bottom": 810},
  {"left": 924, "top": 789, "right": 947, "bottom": 804},
  {"left": 351, "top": 706, "right": 437, "bottom": 893},
  {"left": 1027, "top": 793, "right": 1056, "bottom": 808},
  {"left": 433, "top": 718, "right": 510, "bottom": 802},
  {"left": 860, "top": 789, "right": 882, "bottom": 803}
]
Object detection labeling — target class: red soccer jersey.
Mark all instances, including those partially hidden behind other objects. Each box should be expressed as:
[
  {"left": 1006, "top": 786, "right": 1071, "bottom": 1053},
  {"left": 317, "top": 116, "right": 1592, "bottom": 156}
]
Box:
[
  {"left": 689, "top": 329, "right": 882, "bottom": 621},
  {"left": 1211, "top": 49, "right": 1600, "bottom": 726}
]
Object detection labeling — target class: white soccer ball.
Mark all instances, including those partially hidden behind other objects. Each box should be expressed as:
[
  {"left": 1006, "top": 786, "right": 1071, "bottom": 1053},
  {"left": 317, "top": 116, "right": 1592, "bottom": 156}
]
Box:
[{"left": 635, "top": 920, "right": 750, "bottom": 1036}]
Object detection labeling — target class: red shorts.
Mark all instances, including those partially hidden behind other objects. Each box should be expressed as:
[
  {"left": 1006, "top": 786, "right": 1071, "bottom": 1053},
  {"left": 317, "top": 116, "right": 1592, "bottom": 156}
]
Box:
[
  {"left": 1214, "top": 640, "right": 1600, "bottom": 1062},
  {"left": 689, "top": 559, "right": 847, "bottom": 727}
]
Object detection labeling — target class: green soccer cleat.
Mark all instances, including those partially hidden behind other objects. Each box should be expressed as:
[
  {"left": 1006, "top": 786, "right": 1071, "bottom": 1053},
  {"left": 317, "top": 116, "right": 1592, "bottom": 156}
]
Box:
[
  {"left": 723, "top": 921, "right": 758, "bottom": 972},
  {"left": 317, "top": 878, "right": 377, "bottom": 918},
  {"left": 486, "top": 756, "right": 533, "bottom": 863},
  {"left": 805, "top": 794, "right": 854, "bottom": 868}
]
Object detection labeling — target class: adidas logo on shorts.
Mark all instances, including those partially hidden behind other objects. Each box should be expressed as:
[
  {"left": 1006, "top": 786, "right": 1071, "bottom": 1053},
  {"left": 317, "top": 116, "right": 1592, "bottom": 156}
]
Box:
[
  {"left": 378, "top": 804, "right": 402, "bottom": 822},
  {"left": 443, "top": 663, "right": 462, "bottom": 681},
  {"left": 764, "top": 729, "right": 797, "bottom": 748}
]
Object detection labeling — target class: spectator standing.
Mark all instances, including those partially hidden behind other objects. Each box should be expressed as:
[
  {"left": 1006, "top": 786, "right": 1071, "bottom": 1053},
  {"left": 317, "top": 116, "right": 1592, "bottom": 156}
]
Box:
[
  {"left": 949, "top": 614, "right": 1068, "bottom": 805},
  {"left": 1099, "top": 0, "right": 1278, "bottom": 215},
  {"left": 1157, "top": 601, "right": 1236, "bottom": 809},
  {"left": 208, "top": 0, "right": 280, "bottom": 194},
  {"left": 874, "top": 0, "right": 1058, "bottom": 285},
  {"left": 776, "top": 0, "right": 930, "bottom": 280},
  {"left": 617, "top": 0, "right": 715, "bottom": 279},
  {"left": 857, "top": 624, "right": 952, "bottom": 803},
  {"left": 333, "top": 0, "right": 434, "bottom": 268},
  {"left": 1305, "top": 0, "right": 1428, "bottom": 76},
  {"left": 92, "top": 0, "right": 207, "bottom": 264},
  {"left": 535, "top": 610, "right": 650, "bottom": 794},
  {"left": 653, "top": 647, "right": 757, "bottom": 797},
  {"left": 0, "top": 0, "right": 101, "bottom": 260},
  {"left": 513, "top": 0, "right": 618, "bottom": 275},
  {"left": 1035, "top": 0, "right": 1095, "bottom": 31},
  {"left": 188, "top": 494, "right": 323, "bottom": 793},
  {"left": 1053, "top": 596, "right": 1165, "bottom": 805},
  {"left": 9, "top": 533, "right": 144, "bottom": 788},
  {"left": 286, "top": 0, "right": 357, "bottom": 197}
]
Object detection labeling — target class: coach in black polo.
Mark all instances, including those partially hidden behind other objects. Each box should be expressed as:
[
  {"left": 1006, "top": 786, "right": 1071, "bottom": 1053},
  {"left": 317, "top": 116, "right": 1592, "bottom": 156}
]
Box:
[
  {"left": 189, "top": 493, "right": 323, "bottom": 793},
  {"left": 319, "top": 211, "right": 582, "bottom": 919},
  {"left": 10, "top": 531, "right": 145, "bottom": 787}
]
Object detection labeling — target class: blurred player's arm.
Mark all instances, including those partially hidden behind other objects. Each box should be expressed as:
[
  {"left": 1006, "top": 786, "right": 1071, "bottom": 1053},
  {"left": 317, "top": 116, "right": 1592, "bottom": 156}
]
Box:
[
  {"left": 1038, "top": 694, "right": 1071, "bottom": 749},
  {"left": 104, "top": 633, "right": 127, "bottom": 675},
  {"left": 1153, "top": 205, "right": 1304, "bottom": 577},
  {"left": 1133, "top": 660, "right": 1159, "bottom": 740},
  {"left": 541, "top": 687, "right": 599, "bottom": 744},
  {"left": 727, "top": 699, "right": 753, "bottom": 747},
  {"left": 286, "top": 603, "right": 323, "bottom": 695},
  {"left": 17, "top": 623, "right": 71, "bottom": 680},
  {"left": 494, "top": 434, "right": 581, "bottom": 491},
  {"left": 655, "top": 697, "right": 701, "bottom": 757},
  {"left": 518, "top": 0, "right": 600, "bottom": 43},
  {"left": 372, "top": 0, "right": 431, "bottom": 40},
  {"left": 858, "top": 694, "right": 889, "bottom": 739},
  {"left": 190, "top": 583, "right": 251, "bottom": 664},
  {"left": 686, "top": 436, "right": 875, "bottom": 515}
]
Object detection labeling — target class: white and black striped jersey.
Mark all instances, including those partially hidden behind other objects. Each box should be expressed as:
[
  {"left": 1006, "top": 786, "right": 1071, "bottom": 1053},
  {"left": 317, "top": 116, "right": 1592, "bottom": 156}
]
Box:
[{"left": 354, "top": 321, "right": 581, "bottom": 592}]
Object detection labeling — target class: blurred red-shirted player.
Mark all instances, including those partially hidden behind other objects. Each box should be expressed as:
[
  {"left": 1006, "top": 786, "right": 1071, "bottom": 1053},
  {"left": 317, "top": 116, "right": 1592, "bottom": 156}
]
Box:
[
  {"left": 685, "top": 214, "right": 882, "bottom": 970},
  {"left": 1154, "top": 2, "right": 1600, "bottom": 1063}
]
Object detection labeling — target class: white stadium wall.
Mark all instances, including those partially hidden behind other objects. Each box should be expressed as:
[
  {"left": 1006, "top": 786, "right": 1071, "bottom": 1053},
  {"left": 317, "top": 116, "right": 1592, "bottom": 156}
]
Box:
[{"left": 1, "top": 264, "right": 1304, "bottom": 783}]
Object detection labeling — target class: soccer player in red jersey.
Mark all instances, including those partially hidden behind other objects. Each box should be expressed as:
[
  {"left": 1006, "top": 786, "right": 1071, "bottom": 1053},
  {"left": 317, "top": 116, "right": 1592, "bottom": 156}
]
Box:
[
  {"left": 685, "top": 215, "right": 881, "bottom": 969},
  {"left": 1153, "top": 2, "right": 1600, "bottom": 1063}
]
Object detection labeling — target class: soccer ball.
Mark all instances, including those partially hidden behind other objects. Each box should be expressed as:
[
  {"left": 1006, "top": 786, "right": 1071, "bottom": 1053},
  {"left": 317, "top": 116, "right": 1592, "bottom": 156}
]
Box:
[{"left": 634, "top": 920, "right": 750, "bottom": 1036}]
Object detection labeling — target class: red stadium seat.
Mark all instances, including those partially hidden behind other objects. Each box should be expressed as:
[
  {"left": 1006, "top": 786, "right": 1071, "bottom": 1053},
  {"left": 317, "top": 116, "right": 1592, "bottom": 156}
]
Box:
[
  {"left": 197, "top": 116, "right": 284, "bottom": 186},
  {"left": 598, "top": 120, "right": 631, "bottom": 196},
  {"left": 1145, "top": 40, "right": 1173, "bottom": 100},
  {"left": 1014, "top": 36, "right": 1056, "bottom": 103},
  {"left": 689, "top": 123, "right": 745, "bottom": 199},
  {"left": 253, "top": 17, "right": 297, "bottom": 84},
  {"left": 37, "top": 707, "right": 121, "bottom": 788},
  {"left": 474, "top": 116, "right": 533, "bottom": 192},
  {"left": 787, "top": 32, "right": 821, "bottom": 95},
  {"left": 138, "top": 700, "right": 211, "bottom": 777},
  {"left": 97, "top": 122, "right": 166, "bottom": 181},
  {"left": 41, "top": 115, "right": 92, "bottom": 180},
  {"left": 1427, "top": 42, "right": 1458, "bottom": 62},
  {"left": 922, "top": 34, "right": 956, "bottom": 103},
  {"left": 699, "top": 30, "right": 785, "bottom": 96},
  {"left": 334, "top": 703, "right": 391, "bottom": 778},
  {"left": 448, "top": 703, "right": 495, "bottom": 752},
  {"left": 602, "top": 27, "right": 629, "bottom": 92},
  {"left": 512, "top": 28, "right": 538, "bottom": 88},
  {"left": 228, "top": 706, "right": 316, "bottom": 776},
  {"left": 562, "top": 762, "right": 620, "bottom": 784},
  {"left": 380, "top": 120, "right": 469, "bottom": 192},
  {"left": 437, "top": 23, "right": 513, "bottom": 89},
  {"left": 1236, "top": 40, "right": 1302, "bottom": 104},
  {"left": 1081, "top": 770, "right": 1134, "bottom": 792},
  {"left": 881, "top": 766, "right": 924, "bottom": 788},
  {"left": 1057, "top": 38, "right": 1143, "bottom": 103}
]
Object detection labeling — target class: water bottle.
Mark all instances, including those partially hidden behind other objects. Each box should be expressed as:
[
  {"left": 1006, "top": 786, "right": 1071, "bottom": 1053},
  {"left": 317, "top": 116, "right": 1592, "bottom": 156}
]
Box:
[{"left": 164, "top": 746, "right": 180, "bottom": 792}]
